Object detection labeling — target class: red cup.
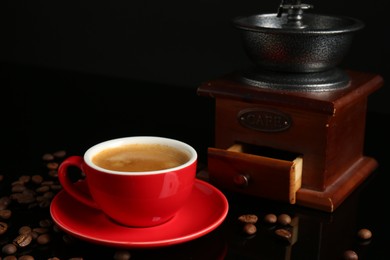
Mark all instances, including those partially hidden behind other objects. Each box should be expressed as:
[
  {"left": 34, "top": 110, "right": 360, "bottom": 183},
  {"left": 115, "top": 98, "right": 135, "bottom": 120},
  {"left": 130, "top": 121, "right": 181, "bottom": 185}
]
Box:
[{"left": 58, "top": 136, "right": 197, "bottom": 227}]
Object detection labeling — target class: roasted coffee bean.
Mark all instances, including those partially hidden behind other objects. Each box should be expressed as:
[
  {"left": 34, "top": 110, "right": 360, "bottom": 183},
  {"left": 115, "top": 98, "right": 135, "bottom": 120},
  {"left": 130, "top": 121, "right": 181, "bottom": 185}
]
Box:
[
  {"left": 48, "top": 170, "right": 58, "bottom": 178},
  {"left": 0, "top": 203, "right": 7, "bottom": 210},
  {"left": 15, "top": 193, "right": 36, "bottom": 204},
  {"left": 13, "top": 233, "right": 33, "bottom": 247},
  {"left": 30, "top": 231, "right": 39, "bottom": 240},
  {"left": 114, "top": 250, "right": 131, "bottom": 260},
  {"left": 0, "top": 221, "right": 8, "bottom": 235},
  {"left": 3, "top": 255, "right": 18, "bottom": 260},
  {"left": 18, "top": 175, "right": 31, "bottom": 184},
  {"left": 0, "top": 196, "right": 11, "bottom": 210},
  {"left": 68, "top": 258, "right": 84, "bottom": 260},
  {"left": 11, "top": 180, "right": 24, "bottom": 186},
  {"left": 35, "top": 185, "right": 50, "bottom": 193},
  {"left": 0, "top": 209, "right": 12, "bottom": 219},
  {"left": 263, "top": 213, "right": 277, "bottom": 224},
  {"left": 48, "top": 257, "right": 60, "bottom": 260},
  {"left": 238, "top": 214, "right": 258, "bottom": 224},
  {"left": 274, "top": 228, "right": 292, "bottom": 242},
  {"left": 22, "top": 189, "right": 36, "bottom": 197},
  {"left": 243, "top": 223, "right": 257, "bottom": 235},
  {"left": 36, "top": 233, "right": 51, "bottom": 245},
  {"left": 9, "top": 193, "right": 21, "bottom": 201},
  {"left": 31, "top": 175, "right": 43, "bottom": 184},
  {"left": 277, "top": 214, "right": 292, "bottom": 226},
  {"left": 11, "top": 184, "right": 26, "bottom": 193},
  {"left": 41, "top": 181, "right": 54, "bottom": 186},
  {"left": 357, "top": 228, "right": 372, "bottom": 240},
  {"left": 342, "top": 250, "right": 358, "bottom": 260},
  {"left": 53, "top": 150, "right": 66, "bottom": 158},
  {"left": 18, "top": 226, "right": 32, "bottom": 235},
  {"left": 42, "top": 153, "right": 55, "bottom": 161},
  {"left": 2, "top": 243, "right": 17, "bottom": 254},
  {"left": 46, "top": 162, "right": 59, "bottom": 170},
  {"left": 18, "top": 255, "right": 34, "bottom": 260}
]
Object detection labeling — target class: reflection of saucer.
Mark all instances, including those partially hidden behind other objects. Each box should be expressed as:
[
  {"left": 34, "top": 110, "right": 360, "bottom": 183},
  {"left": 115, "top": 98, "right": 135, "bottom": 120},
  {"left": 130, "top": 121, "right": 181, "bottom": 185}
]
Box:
[{"left": 50, "top": 179, "right": 229, "bottom": 249}]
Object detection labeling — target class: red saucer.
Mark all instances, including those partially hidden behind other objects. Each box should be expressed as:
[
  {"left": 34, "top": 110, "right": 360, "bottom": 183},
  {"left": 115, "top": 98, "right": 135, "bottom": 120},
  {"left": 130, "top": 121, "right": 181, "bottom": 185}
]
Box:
[{"left": 50, "top": 179, "right": 229, "bottom": 249}]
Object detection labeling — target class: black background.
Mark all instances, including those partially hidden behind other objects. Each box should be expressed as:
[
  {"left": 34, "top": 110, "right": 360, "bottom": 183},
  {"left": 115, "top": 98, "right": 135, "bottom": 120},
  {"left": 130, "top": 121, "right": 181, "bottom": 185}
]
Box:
[{"left": 2, "top": 0, "right": 388, "bottom": 114}]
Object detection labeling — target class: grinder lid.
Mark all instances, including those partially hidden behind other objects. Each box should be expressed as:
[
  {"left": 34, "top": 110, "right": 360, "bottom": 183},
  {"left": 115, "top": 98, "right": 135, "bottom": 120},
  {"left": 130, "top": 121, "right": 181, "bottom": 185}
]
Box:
[{"left": 233, "top": 0, "right": 365, "bottom": 90}]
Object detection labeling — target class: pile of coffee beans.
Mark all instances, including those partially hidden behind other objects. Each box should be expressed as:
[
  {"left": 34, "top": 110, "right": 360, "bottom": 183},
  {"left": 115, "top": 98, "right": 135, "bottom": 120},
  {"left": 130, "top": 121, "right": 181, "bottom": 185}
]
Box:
[
  {"left": 238, "top": 212, "right": 296, "bottom": 244},
  {"left": 237, "top": 212, "right": 373, "bottom": 259},
  {"left": 0, "top": 150, "right": 132, "bottom": 260}
]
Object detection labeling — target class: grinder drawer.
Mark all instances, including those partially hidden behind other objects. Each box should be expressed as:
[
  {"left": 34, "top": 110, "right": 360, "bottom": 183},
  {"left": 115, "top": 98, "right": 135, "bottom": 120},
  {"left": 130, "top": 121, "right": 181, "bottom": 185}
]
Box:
[{"left": 207, "top": 143, "right": 303, "bottom": 204}]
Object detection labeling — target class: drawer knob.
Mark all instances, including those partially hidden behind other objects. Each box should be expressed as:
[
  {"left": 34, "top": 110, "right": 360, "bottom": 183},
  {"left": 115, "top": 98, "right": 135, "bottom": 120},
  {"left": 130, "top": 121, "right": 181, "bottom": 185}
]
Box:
[{"left": 233, "top": 174, "right": 250, "bottom": 188}]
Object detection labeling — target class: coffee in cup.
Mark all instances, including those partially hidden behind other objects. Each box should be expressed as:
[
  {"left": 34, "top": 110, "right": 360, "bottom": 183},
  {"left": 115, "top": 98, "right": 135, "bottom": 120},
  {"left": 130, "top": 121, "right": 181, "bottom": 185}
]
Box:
[{"left": 92, "top": 143, "right": 190, "bottom": 172}]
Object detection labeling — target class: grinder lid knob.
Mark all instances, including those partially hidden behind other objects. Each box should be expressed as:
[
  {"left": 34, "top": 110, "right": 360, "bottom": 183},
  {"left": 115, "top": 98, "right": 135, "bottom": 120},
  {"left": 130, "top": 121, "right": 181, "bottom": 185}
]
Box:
[{"left": 277, "top": 0, "right": 313, "bottom": 28}]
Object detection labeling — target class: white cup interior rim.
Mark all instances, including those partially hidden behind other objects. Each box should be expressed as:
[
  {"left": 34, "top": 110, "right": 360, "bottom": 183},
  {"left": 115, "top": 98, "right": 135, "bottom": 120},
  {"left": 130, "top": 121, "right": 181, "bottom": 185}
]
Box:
[{"left": 84, "top": 136, "right": 197, "bottom": 175}]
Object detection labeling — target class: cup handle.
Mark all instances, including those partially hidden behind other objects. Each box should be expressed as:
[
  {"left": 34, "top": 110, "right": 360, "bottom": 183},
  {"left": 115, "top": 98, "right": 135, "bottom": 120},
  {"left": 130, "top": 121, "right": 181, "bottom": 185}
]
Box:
[{"left": 58, "top": 155, "right": 100, "bottom": 209}]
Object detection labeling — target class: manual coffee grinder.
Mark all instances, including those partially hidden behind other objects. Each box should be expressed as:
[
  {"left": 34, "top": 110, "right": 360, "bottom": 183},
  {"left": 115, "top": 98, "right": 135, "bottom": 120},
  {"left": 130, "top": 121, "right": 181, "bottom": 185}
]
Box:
[{"left": 197, "top": 0, "right": 383, "bottom": 212}]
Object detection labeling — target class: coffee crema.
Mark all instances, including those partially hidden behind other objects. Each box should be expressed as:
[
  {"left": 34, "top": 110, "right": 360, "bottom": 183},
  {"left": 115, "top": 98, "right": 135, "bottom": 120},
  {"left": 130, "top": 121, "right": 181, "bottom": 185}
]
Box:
[{"left": 92, "top": 143, "right": 190, "bottom": 172}]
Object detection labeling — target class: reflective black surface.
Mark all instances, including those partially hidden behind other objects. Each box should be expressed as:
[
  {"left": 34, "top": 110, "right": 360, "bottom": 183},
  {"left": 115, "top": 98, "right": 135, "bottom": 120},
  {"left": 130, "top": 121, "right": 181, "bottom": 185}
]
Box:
[{"left": 1, "top": 63, "right": 388, "bottom": 259}]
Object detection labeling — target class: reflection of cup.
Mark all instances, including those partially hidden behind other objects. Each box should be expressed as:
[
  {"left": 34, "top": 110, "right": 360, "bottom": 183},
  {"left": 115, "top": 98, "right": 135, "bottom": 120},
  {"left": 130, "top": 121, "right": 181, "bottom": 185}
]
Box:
[{"left": 58, "top": 136, "right": 197, "bottom": 227}]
